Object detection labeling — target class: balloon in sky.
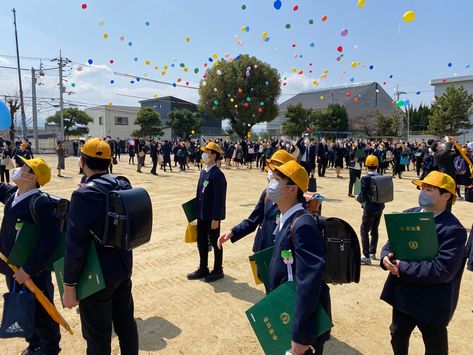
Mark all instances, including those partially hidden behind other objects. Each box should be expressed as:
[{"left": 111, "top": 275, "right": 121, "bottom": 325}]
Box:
[
  {"left": 145, "top": 21, "right": 150, "bottom": 26},
  {"left": 241, "top": 4, "right": 246, "bottom": 10},
  {"left": 128, "top": 42, "right": 133, "bottom": 46},
  {"left": 262, "top": 32, "right": 269, "bottom": 39},
  {"left": 77, "top": 66, "right": 83, "bottom": 71},
  {"left": 416, "top": 91, "right": 421, "bottom": 95},
  {"left": 120, "top": 36, "right": 125, "bottom": 42},
  {"left": 402, "top": 10, "right": 416, "bottom": 23},
  {"left": 273, "top": 1, "right": 282, "bottom": 10},
  {"left": 81, "top": 3, "right": 87, "bottom": 9},
  {"left": 448, "top": 62, "right": 452, "bottom": 67},
  {"left": 466, "top": 64, "right": 471, "bottom": 69},
  {"left": 103, "top": 33, "right": 108, "bottom": 39},
  {"left": 337, "top": 46, "right": 343, "bottom": 52},
  {"left": 309, "top": 19, "right": 314, "bottom": 25},
  {"left": 340, "top": 28, "right": 349, "bottom": 37},
  {"left": 354, "top": 97, "right": 359, "bottom": 103},
  {"left": 346, "top": 92, "right": 351, "bottom": 97},
  {"left": 185, "top": 36, "right": 191, "bottom": 42},
  {"left": 87, "top": 59, "right": 93, "bottom": 64},
  {"left": 357, "top": 0, "right": 365, "bottom": 9},
  {"left": 293, "top": 5, "right": 299, "bottom": 11},
  {"left": 310, "top": 42, "right": 315, "bottom": 47},
  {"left": 0, "top": 101, "right": 11, "bottom": 130},
  {"left": 321, "top": 15, "right": 328, "bottom": 22},
  {"left": 369, "top": 65, "right": 374, "bottom": 70},
  {"left": 285, "top": 23, "right": 291, "bottom": 29},
  {"left": 98, "top": 20, "right": 104, "bottom": 27}
]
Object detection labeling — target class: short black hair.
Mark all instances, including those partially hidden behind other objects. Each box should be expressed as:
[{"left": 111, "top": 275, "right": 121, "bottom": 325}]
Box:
[
  {"left": 439, "top": 187, "right": 454, "bottom": 203},
  {"left": 209, "top": 149, "right": 222, "bottom": 160},
  {"left": 81, "top": 153, "right": 111, "bottom": 171}
]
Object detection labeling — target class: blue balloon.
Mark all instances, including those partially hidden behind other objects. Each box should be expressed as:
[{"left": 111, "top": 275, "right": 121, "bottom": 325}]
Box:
[
  {"left": 369, "top": 65, "right": 374, "bottom": 70},
  {"left": 466, "top": 64, "right": 471, "bottom": 69},
  {"left": 274, "top": 0, "right": 282, "bottom": 10},
  {"left": 448, "top": 62, "right": 452, "bottom": 67},
  {"left": 0, "top": 101, "right": 11, "bottom": 130},
  {"left": 416, "top": 91, "right": 421, "bottom": 95}
]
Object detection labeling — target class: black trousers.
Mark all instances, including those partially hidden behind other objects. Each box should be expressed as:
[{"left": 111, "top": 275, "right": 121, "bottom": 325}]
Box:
[
  {"left": 6, "top": 272, "right": 61, "bottom": 355},
  {"left": 317, "top": 157, "right": 328, "bottom": 177},
  {"left": 197, "top": 219, "right": 222, "bottom": 271},
  {"left": 390, "top": 308, "right": 448, "bottom": 355},
  {"left": 348, "top": 168, "right": 361, "bottom": 195},
  {"left": 0, "top": 165, "right": 9, "bottom": 183},
  {"left": 150, "top": 158, "right": 158, "bottom": 174},
  {"left": 79, "top": 278, "right": 138, "bottom": 355},
  {"left": 360, "top": 209, "right": 383, "bottom": 257}
]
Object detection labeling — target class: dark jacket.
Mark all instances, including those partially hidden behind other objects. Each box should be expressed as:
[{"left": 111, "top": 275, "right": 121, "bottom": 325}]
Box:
[
  {"left": 269, "top": 211, "right": 330, "bottom": 345},
  {"left": 380, "top": 207, "right": 467, "bottom": 326},
  {"left": 467, "top": 226, "right": 473, "bottom": 271},
  {"left": 0, "top": 184, "right": 61, "bottom": 277},
  {"left": 230, "top": 189, "right": 279, "bottom": 252},
  {"left": 195, "top": 166, "right": 227, "bottom": 221},
  {"left": 64, "top": 174, "right": 133, "bottom": 286},
  {"left": 149, "top": 143, "right": 158, "bottom": 160},
  {"left": 356, "top": 172, "right": 385, "bottom": 212}
]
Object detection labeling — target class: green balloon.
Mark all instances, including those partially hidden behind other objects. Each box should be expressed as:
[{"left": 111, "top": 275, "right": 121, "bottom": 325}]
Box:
[
  {"left": 213, "top": 100, "right": 219, "bottom": 105},
  {"left": 309, "top": 19, "right": 314, "bottom": 25},
  {"left": 285, "top": 23, "right": 291, "bottom": 29}
]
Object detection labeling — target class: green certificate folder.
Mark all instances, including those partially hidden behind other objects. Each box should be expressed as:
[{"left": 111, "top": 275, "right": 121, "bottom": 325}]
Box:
[
  {"left": 354, "top": 177, "right": 365, "bottom": 208},
  {"left": 53, "top": 243, "right": 105, "bottom": 304},
  {"left": 8, "top": 222, "right": 65, "bottom": 271},
  {"left": 182, "top": 198, "right": 197, "bottom": 222},
  {"left": 249, "top": 246, "right": 275, "bottom": 294},
  {"left": 384, "top": 212, "right": 439, "bottom": 262},
  {"left": 246, "top": 281, "right": 333, "bottom": 355}
]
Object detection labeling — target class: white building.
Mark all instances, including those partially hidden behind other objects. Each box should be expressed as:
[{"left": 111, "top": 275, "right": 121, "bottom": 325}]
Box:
[
  {"left": 430, "top": 75, "right": 473, "bottom": 142},
  {"left": 85, "top": 105, "right": 140, "bottom": 139}
]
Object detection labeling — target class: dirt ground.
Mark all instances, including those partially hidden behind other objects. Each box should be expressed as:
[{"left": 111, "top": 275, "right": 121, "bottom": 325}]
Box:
[{"left": 1, "top": 155, "right": 472, "bottom": 355}]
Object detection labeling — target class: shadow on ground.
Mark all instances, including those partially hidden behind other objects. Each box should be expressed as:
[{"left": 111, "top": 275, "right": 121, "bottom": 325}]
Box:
[{"left": 207, "top": 274, "right": 265, "bottom": 304}]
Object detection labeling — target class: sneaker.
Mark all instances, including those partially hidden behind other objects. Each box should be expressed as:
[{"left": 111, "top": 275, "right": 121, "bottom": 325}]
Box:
[
  {"left": 187, "top": 268, "right": 210, "bottom": 280},
  {"left": 370, "top": 254, "right": 377, "bottom": 261},
  {"left": 361, "top": 255, "right": 371, "bottom": 265},
  {"left": 204, "top": 269, "right": 224, "bottom": 283}
]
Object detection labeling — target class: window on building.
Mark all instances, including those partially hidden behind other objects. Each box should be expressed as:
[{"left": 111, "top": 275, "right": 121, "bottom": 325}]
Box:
[
  {"left": 99, "top": 116, "right": 103, "bottom": 125},
  {"left": 115, "top": 116, "right": 129, "bottom": 125}
]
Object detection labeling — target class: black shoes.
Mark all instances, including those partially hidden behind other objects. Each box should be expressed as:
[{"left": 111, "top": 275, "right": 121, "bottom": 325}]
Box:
[
  {"left": 204, "top": 269, "right": 224, "bottom": 283},
  {"left": 187, "top": 268, "right": 210, "bottom": 280}
]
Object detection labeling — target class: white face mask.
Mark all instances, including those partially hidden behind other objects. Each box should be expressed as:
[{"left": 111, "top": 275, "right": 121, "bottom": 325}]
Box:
[
  {"left": 11, "top": 167, "right": 23, "bottom": 182},
  {"left": 202, "top": 152, "right": 211, "bottom": 164}
]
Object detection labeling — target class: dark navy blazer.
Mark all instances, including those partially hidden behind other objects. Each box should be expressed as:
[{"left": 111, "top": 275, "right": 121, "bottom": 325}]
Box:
[
  {"left": 230, "top": 189, "right": 279, "bottom": 252},
  {"left": 64, "top": 173, "right": 133, "bottom": 286},
  {"left": 195, "top": 166, "right": 227, "bottom": 222},
  {"left": 356, "top": 173, "right": 385, "bottom": 212},
  {"left": 380, "top": 207, "right": 467, "bottom": 326},
  {"left": 0, "top": 184, "right": 61, "bottom": 277},
  {"left": 269, "top": 211, "right": 331, "bottom": 345}
]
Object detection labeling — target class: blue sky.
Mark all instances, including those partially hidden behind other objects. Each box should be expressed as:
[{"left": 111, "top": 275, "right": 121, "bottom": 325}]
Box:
[{"left": 0, "top": 0, "right": 472, "bottom": 123}]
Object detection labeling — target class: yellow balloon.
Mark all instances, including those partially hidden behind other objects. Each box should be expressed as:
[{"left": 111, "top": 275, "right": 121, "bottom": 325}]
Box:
[
  {"left": 241, "top": 26, "right": 246, "bottom": 32},
  {"left": 262, "top": 31, "right": 268, "bottom": 39},
  {"left": 164, "top": 65, "right": 169, "bottom": 70},
  {"left": 212, "top": 53, "right": 218, "bottom": 59},
  {"left": 183, "top": 67, "right": 189, "bottom": 72},
  {"left": 291, "top": 68, "right": 297, "bottom": 73},
  {"left": 320, "top": 95, "right": 324, "bottom": 100},
  {"left": 357, "top": 0, "right": 365, "bottom": 9},
  {"left": 230, "top": 98, "right": 234, "bottom": 102},
  {"left": 185, "top": 36, "right": 191, "bottom": 42},
  {"left": 312, "top": 80, "right": 319, "bottom": 86},
  {"left": 351, "top": 61, "right": 358, "bottom": 68},
  {"left": 154, "top": 65, "right": 158, "bottom": 70},
  {"left": 402, "top": 10, "right": 416, "bottom": 22},
  {"left": 191, "top": 130, "right": 195, "bottom": 134},
  {"left": 107, "top": 102, "right": 112, "bottom": 106},
  {"left": 145, "top": 60, "right": 150, "bottom": 65},
  {"left": 103, "top": 33, "right": 109, "bottom": 39}
]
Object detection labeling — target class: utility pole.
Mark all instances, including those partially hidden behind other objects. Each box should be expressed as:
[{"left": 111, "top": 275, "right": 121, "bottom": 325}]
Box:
[
  {"left": 59, "top": 51, "right": 64, "bottom": 141},
  {"left": 7, "top": 99, "right": 19, "bottom": 142},
  {"left": 31, "top": 68, "right": 39, "bottom": 151},
  {"left": 12, "top": 8, "right": 27, "bottom": 138}
]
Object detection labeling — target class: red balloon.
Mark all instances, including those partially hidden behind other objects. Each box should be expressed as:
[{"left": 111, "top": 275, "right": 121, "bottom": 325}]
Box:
[
  {"left": 354, "top": 97, "right": 359, "bottom": 103},
  {"left": 81, "top": 3, "right": 87, "bottom": 9},
  {"left": 292, "top": 43, "right": 296, "bottom": 48},
  {"left": 109, "top": 59, "right": 114, "bottom": 64},
  {"left": 346, "top": 92, "right": 351, "bottom": 97},
  {"left": 294, "top": 5, "right": 299, "bottom": 11},
  {"left": 238, "top": 88, "right": 244, "bottom": 93},
  {"left": 258, "top": 107, "right": 263, "bottom": 113},
  {"left": 186, "top": 81, "right": 189, "bottom": 86},
  {"left": 244, "top": 103, "right": 249, "bottom": 108},
  {"left": 322, "top": 15, "right": 328, "bottom": 22},
  {"left": 337, "top": 46, "right": 343, "bottom": 52}
]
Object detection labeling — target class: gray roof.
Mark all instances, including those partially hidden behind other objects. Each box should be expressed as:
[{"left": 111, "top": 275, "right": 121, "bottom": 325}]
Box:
[
  {"left": 279, "top": 82, "right": 387, "bottom": 111},
  {"left": 430, "top": 75, "right": 473, "bottom": 86}
]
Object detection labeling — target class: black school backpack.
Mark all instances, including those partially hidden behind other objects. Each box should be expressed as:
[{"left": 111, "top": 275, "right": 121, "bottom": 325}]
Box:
[
  {"left": 29, "top": 192, "right": 70, "bottom": 232},
  {"left": 87, "top": 175, "right": 153, "bottom": 251},
  {"left": 291, "top": 212, "right": 361, "bottom": 284},
  {"left": 369, "top": 175, "right": 394, "bottom": 203}
]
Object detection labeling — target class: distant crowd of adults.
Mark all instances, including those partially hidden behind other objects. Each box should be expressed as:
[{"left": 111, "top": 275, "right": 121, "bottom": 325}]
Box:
[{"left": 67, "top": 136, "right": 472, "bottom": 199}]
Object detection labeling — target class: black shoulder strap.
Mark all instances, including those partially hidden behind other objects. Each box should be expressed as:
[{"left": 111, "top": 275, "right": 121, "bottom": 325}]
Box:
[
  {"left": 289, "top": 209, "right": 311, "bottom": 247},
  {"left": 29, "top": 192, "right": 50, "bottom": 224}
]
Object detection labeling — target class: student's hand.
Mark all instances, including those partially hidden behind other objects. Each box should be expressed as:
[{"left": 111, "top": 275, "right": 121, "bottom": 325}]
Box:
[
  {"left": 63, "top": 285, "right": 79, "bottom": 309},
  {"left": 211, "top": 220, "right": 220, "bottom": 230},
  {"left": 383, "top": 252, "right": 400, "bottom": 277},
  {"left": 218, "top": 230, "right": 233, "bottom": 249},
  {"left": 13, "top": 268, "right": 30, "bottom": 285},
  {"left": 291, "top": 341, "right": 310, "bottom": 355}
]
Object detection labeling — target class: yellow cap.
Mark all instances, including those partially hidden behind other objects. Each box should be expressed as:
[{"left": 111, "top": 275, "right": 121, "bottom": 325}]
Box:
[
  {"left": 412, "top": 171, "right": 457, "bottom": 204},
  {"left": 365, "top": 155, "right": 379, "bottom": 167},
  {"left": 266, "top": 149, "right": 295, "bottom": 171},
  {"left": 200, "top": 142, "right": 222, "bottom": 155},
  {"left": 81, "top": 138, "right": 111, "bottom": 159},
  {"left": 20, "top": 143, "right": 28, "bottom": 149},
  {"left": 271, "top": 160, "right": 309, "bottom": 192},
  {"left": 19, "top": 156, "right": 51, "bottom": 186}
]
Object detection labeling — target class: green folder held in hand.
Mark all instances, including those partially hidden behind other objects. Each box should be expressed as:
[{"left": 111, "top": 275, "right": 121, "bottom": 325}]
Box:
[
  {"left": 182, "top": 198, "right": 197, "bottom": 223},
  {"left": 354, "top": 177, "right": 364, "bottom": 208},
  {"left": 249, "top": 246, "right": 274, "bottom": 294},
  {"left": 384, "top": 211, "right": 439, "bottom": 262},
  {"left": 8, "top": 222, "right": 65, "bottom": 271},
  {"left": 54, "top": 242, "right": 105, "bottom": 304},
  {"left": 246, "top": 281, "right": 333, "bottom": 355}
]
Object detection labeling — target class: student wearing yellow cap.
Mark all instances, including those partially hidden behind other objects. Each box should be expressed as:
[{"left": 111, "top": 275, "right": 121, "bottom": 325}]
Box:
[
  {"left": 356, "top": 155, "right": 385, "bottom": 264},
  {"left": 217, "top": 149, "right": 295, "bottom": 252},
  {"left": 380, "top": 171, "right": 467, "bottom": 355},
  {"left": 0, "top": 157, "right": 61, "bottom": 355},
  {"left": 188, "top": 142, "right": 227, "bottom": 283},
  {"left": 62, "top": 138, "right": 138, "bottom": 355},
  {"left": 267, "top": 160, "right": 331, "bottom": 355}
]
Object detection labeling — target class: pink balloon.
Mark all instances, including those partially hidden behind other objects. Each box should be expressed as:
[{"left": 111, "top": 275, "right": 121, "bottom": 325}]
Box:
[{"left": 341, "top": 28, "right": 349, "bottom": 37}]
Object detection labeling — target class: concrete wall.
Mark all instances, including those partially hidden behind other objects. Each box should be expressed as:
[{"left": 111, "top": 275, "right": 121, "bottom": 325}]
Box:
[{"left": 85, "top": 106, "right": 140, "bottom": 139}]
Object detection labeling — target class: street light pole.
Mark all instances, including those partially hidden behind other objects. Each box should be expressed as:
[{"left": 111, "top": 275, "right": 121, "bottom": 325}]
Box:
[{"left": 31, "top": 67, "right": 39, "bottom": 151}]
